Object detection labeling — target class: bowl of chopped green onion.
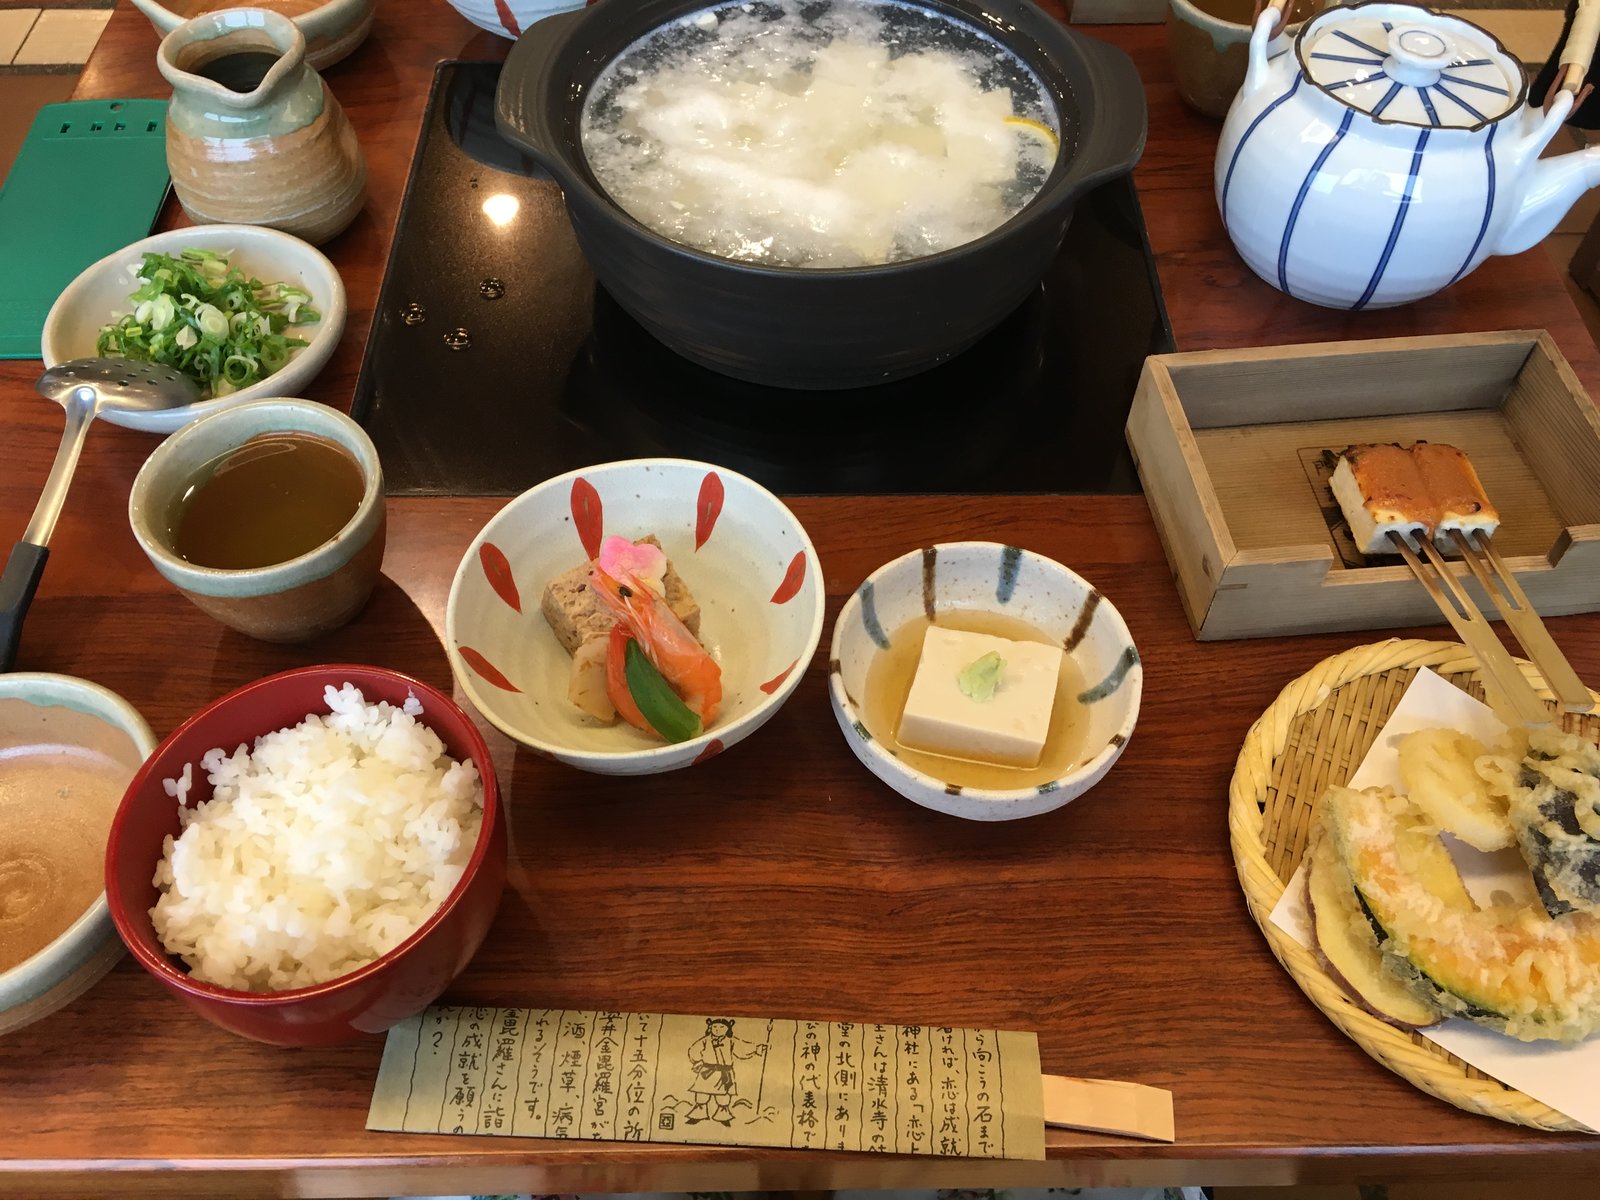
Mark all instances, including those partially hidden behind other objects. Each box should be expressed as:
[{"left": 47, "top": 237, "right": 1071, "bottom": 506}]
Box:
[{"left": 43, "top": 225, "right": 345, "bottom": 435}]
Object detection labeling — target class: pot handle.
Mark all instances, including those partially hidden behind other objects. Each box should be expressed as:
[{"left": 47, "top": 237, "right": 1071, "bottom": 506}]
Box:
[
  {"left": 495, "top": 6, "right": 588, "bottom": 169},
  {"left": 1066, "top": 35, "right": 1148, "bottom": 195}
]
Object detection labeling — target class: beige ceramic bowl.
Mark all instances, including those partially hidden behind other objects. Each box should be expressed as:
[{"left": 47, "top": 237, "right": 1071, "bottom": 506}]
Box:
[
  {"left": 130, "top": 0, "right": 373, "bottom": 69},
  {"left": 128, "top": 397, "right": 386, "bottom": 643},
  {"left": 0, "top": 674, "right": 155, "bottom": 1036},
  {"left": 42, "top": 224, "right": 346, "bottom": 435}
]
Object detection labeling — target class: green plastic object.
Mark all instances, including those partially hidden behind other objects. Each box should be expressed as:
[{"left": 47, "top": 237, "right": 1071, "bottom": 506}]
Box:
[{"left": 0, "top": 99, "right": 171, "bottom": 359}]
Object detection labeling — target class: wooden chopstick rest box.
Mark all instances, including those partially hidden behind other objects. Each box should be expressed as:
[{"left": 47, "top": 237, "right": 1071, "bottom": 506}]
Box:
[{"left": 1125, "top": 330, "right": 1600, "bottom": 641}]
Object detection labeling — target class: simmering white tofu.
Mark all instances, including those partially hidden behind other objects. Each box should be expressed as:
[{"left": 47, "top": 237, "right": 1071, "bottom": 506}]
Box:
[{"left": 898, "top": 626, "right": 1063, "bottom": 768}]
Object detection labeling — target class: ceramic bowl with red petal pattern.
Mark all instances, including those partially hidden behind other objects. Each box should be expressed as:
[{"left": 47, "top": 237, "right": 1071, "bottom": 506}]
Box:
[{"left": 445, "top": 459, "right": 824, "bottom": 775}]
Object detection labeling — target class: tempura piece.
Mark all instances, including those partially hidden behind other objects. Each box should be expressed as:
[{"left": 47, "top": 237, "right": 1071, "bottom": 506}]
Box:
[
  {"left": 1397, "top": 727, "right": 1513, "bottom": 852},
  {"left": 1324, "top": 784, "right": 1600, "bottom": 1044},
  {"left": 1480, "top": 728, "right": 1600, "bottom": 918}
]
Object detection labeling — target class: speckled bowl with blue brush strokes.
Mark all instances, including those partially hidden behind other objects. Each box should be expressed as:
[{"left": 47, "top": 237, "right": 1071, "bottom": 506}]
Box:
[{"left": 829, "top": 542, "right": 1141, "bottom": 821}]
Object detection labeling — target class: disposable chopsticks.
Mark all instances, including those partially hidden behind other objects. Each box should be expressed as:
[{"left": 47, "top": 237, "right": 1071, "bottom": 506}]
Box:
[
  {"left": 1388, "top": 532, "right": 1552, "bottom": 728},
  {"left": 1041, "top": 1074, "right": 1175, "bottom": 1143}
]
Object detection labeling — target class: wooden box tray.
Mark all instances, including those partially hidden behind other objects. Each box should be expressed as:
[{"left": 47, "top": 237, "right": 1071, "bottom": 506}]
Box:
[{"left": 1126, "top": 330, "right": 1600, "bottom": 641}]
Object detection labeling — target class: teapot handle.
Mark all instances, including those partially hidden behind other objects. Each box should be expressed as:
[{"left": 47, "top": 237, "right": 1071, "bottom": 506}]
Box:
[{"left": 1245, "top": 0, "right": 1295, "bottom": 97}]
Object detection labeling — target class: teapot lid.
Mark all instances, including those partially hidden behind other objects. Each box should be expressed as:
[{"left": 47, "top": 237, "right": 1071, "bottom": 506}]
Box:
[{"left": 1298, "top": 2, "right": 1524, "bottom": 129}]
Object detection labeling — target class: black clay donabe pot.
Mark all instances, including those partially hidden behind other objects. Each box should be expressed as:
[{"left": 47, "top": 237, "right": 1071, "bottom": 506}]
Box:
[{"left": 497, "top": 0, "right": 1147, "bottom": 390}]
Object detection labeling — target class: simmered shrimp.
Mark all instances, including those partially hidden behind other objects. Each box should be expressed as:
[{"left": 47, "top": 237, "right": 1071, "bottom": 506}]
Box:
[{"left": 591, "top": 541, "right": 722, "bottom": 726}]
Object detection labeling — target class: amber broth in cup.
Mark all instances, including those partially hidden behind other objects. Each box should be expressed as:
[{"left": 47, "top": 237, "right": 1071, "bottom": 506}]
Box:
[
  {"left": 167, "top": 431, "right": 365, "bottom": 570},
  {"left": 861, "top": 609, "right": 1088, "bottom": 790}
]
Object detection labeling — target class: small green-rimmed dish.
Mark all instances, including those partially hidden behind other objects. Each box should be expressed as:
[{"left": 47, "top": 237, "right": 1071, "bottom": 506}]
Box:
[
  {"left": 829, "top": 542, "right": 1141, "bottom": 821},
  {"left": 0, "top": 673, "right": 155, "bottom": 1035},
  {"left": 127, "top": 397, "right": 385, "bottom": 644}
]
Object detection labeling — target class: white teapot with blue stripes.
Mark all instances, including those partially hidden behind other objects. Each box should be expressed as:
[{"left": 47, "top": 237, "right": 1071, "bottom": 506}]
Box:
[{"left": 1215, "top": 0, "right": 1599, "bottom": 309}]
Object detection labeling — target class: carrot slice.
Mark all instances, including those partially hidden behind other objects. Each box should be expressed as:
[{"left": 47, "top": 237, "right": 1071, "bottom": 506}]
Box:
[{"left": 606, "top": 626, "right": 651, "bottom": 732}]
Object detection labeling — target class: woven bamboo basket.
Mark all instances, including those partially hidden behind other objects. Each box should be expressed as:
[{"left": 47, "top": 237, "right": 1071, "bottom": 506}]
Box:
[{"left": 1228, "top": 638, "right": 1600, "bottom": 1133}]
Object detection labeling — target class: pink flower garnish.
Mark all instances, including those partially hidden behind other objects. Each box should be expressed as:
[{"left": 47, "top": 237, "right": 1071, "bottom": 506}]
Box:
[{"left": 597, "top": 535, "right": 668, "bottom": 595}]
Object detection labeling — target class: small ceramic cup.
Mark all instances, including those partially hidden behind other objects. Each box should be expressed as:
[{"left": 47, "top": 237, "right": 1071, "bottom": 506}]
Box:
[
  {"left": 1167, "top": 0, "right": 1300, "bottom": 119},
  {"left": 0, "top": 673, "right": 155, "bottom": 1036},
  {"left": 129, "top": 397, "right": 386, "bottom": 644}
]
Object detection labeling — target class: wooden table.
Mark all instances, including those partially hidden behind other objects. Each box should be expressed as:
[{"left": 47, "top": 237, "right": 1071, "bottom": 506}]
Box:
[{"left": 3, "top": 2, "right": 1599, "bottom": 1194}]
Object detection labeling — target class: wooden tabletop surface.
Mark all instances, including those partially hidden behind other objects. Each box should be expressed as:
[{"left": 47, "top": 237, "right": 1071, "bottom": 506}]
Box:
[{"left": 3, "top": 1, "right": 1600, "bottom": 1194}]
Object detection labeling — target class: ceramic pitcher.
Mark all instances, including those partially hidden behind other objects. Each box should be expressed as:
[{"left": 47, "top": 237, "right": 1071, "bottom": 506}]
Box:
[
  {"left": 157, "top": 7, "right": 366, "bottom": 246},
  {"left": 1215, "top": 0, "right": 1600, "bottom": 309}
]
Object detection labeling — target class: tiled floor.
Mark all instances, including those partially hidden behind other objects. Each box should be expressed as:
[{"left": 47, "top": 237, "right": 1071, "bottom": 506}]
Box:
[
  {"left": 0, "top": 4, "right": 109, "bottom": 65},
  {"left": 0, "top": 2, "right": 110, "bottom": 191}
]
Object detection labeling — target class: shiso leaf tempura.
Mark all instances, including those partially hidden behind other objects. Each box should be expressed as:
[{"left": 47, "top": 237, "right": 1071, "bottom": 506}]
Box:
[
  {"left": 96, "top": 248, "right": 319, "bottom": 397},
  {"left": 150, "top": 684, "right": 483, "bottom": 992}
]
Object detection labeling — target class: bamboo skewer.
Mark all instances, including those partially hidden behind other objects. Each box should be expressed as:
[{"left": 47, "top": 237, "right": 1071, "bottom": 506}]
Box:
[
  {"left": 1448, "top": 530, "right": 1595, "bottom": 713},
  {"left": 1546, "top": 0, "right": 1600, "bottom": 111},
  {"left": 1560, "top": 0, "right": 1600, "bottom": 97},
  {"left": 1388, "top": 532, "right": 1551, "bottom": 728}
]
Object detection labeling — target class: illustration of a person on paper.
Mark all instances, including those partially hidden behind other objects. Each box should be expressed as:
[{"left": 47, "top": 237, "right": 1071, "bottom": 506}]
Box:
[{"left": 685, "top": 1018, "right": 767, "bottom": 1126}]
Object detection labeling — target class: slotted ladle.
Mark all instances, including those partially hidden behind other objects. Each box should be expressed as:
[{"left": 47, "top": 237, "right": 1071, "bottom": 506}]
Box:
[{"left": 0, "top": 358, "right": 200, "bottom": 671}]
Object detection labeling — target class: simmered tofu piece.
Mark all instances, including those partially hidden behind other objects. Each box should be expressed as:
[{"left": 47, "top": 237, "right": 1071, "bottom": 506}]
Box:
[
  {"left": 898, "top": 626, "right": 1063, "bottom": 768},
  {"left": 1331, "top": 443, "right": 1440, "bottom": 555},
  {"left": 1411, "top": 441, "right": 1500, "bottom": 547}
]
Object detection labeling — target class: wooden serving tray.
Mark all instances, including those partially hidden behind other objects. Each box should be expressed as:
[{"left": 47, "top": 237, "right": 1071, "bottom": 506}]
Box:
[{"left": 1126, "top": 331, "right": 1600, "bottom": 641}]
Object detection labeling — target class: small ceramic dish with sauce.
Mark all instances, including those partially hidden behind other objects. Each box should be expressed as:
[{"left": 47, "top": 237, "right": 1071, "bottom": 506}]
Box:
[
  {"left": 829, "top": 542, "right": 1142, "bottom": 821},
  {"left": 42, "top": 224, "right": 345, "bottom": 435},
  {"left": 0, "top": 674, "right": 155, "bottom": 1036},
  {"left": 128, "top": 397, "right": 384, "bottom": 643}
]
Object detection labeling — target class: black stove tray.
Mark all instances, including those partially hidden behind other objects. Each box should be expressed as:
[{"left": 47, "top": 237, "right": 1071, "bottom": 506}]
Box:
[{"left": 352, "top": 61, "right": 1174, "bottom": 497}]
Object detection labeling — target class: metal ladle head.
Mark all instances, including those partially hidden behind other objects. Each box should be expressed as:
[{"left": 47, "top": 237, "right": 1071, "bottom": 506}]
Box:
[
  {"left": 0, "top": 358, "right": 201, "bottom": 671},
  {"left": 35, "top": 357, "right": 200, "bottom": 415}
]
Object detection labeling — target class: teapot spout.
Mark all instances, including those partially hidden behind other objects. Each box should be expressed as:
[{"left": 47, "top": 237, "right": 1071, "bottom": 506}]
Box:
[{"left": 1495, "top": 146, "right": 1600, "bottom": 256}]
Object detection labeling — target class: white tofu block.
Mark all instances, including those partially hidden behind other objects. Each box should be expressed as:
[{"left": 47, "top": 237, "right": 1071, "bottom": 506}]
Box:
[
  {"left": 898, "top": 626, "right": 1063, "bottom": 768},
  {"left": 1330, "top": 456, "right": 1429, "bottom": 555}
]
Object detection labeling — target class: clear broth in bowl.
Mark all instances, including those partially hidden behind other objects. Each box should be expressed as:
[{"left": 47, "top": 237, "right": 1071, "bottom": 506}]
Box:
[{"left": 861, "top": 609, "right": 1088, "bottom": 791}]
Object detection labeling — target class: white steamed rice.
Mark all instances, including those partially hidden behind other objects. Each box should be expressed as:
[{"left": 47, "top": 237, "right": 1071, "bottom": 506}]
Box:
[{"left": 150, "top": 683, "right": 485, "bottom": 992}]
